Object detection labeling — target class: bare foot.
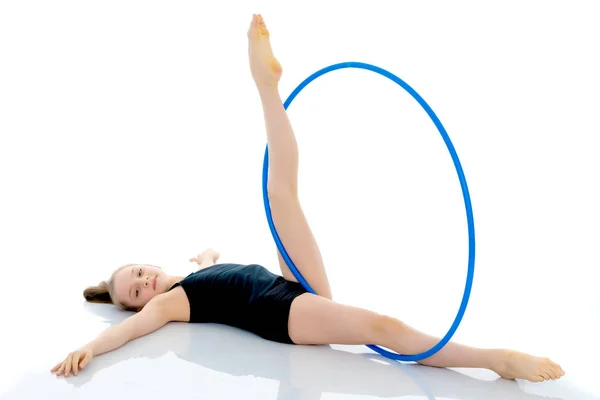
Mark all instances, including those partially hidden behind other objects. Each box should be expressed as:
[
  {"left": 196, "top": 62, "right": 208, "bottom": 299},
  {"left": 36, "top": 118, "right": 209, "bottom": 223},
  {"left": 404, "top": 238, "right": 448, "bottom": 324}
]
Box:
[
  {"left": 248, "top": 14, "right": 282, "bottom": 89},
  {"left": 493, "top": 350, "right": 565, "bottom": 382}
]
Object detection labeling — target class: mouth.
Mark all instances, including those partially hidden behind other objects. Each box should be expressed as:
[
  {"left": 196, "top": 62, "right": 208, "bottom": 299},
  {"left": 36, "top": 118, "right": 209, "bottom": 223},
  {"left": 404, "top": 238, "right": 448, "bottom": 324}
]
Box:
[{"left": 153, "top": 276, "right": 157, "bottom": 290}]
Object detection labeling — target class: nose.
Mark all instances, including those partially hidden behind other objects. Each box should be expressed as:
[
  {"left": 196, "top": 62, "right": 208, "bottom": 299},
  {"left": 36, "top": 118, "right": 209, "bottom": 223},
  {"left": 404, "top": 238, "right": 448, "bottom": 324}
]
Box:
[{"left": 144, "top": 276, "right": 150, "bottom": 287}]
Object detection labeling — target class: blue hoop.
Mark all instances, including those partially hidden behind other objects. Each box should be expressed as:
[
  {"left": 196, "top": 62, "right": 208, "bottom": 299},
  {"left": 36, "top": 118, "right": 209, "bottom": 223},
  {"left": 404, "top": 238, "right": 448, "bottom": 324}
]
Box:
[{"left": 262, "top": 62, "right": 475, "bottom": 361}]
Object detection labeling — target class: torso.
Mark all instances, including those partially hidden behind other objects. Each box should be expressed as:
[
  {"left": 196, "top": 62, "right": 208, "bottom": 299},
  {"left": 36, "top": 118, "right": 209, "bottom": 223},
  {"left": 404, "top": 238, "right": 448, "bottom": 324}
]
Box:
[
  {"left": 157, "top": 263, "right": 309, "bottom": 344},
  {"left": 160, "top": 263, "right": 286, "bottom": 324}
]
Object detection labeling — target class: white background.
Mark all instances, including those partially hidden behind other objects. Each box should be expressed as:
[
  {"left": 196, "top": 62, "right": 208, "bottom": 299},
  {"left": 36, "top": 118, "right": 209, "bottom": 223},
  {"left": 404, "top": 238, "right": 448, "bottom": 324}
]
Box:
[{"left": 1, "top": 0, "right": 598, "bottom": 398}]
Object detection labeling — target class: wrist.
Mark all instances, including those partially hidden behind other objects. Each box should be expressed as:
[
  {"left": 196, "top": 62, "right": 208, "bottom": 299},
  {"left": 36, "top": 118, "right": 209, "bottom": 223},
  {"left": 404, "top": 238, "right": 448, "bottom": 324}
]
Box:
[{"left": 84, "top": 341, "right": 96, "bottom": 355}]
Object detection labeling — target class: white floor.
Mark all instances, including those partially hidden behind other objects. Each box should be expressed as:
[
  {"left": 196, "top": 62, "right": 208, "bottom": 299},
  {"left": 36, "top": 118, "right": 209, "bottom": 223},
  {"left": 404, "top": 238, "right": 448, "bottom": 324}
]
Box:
[{"left": 2, "top": 298, "right": 598, "bottom": 400}]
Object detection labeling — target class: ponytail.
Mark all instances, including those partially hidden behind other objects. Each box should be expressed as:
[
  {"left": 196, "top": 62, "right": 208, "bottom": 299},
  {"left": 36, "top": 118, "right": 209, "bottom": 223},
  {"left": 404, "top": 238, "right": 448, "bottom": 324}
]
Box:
[
  {"left": 83, "top": 263, "right": 139, "bottom": 310},
  {"left": 83, "top": 281, "right": 113, "bottom": 304}
]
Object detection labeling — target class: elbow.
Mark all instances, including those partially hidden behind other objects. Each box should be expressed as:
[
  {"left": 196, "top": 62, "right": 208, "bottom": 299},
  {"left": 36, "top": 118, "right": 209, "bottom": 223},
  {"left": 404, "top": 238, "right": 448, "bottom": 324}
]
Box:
[{"left": 132, "top": 302, "right": 171, "bottom": 340}]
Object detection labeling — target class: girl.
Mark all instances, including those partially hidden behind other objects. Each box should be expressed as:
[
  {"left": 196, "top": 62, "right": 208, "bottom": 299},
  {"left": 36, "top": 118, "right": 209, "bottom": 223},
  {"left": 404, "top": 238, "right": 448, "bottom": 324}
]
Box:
[{"left": 51, "top": 14, "right": 564, "bottom": 383}]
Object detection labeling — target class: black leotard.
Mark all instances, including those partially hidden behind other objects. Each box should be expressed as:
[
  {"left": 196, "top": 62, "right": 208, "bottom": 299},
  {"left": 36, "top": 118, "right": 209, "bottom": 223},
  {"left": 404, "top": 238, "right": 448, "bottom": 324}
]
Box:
[{"left": 169, "top": 263, "right": 308, "bottom": 344}]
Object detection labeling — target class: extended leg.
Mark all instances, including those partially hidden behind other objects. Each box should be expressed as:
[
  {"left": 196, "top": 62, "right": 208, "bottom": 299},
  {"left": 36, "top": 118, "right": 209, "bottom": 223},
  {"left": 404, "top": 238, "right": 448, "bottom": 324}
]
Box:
[
  {"left": 288, "top": 294, "right": 565, "bottom": 383},
  {"left": 248, "top": 14, "right": 332, "bottom": 299}
]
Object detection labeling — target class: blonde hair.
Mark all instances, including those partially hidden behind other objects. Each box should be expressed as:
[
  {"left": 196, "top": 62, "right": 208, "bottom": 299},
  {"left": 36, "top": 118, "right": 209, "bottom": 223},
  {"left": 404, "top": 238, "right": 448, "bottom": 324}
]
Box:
[{"left": 83, "top": 264, "right": 139, "bottom": 312}]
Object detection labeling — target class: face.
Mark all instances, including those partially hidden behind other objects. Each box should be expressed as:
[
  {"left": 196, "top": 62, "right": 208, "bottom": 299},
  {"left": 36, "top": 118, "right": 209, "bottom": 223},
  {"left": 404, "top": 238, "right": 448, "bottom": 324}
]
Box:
[{"left": 113, "top": 264, "right": 171, "bottom": 309}]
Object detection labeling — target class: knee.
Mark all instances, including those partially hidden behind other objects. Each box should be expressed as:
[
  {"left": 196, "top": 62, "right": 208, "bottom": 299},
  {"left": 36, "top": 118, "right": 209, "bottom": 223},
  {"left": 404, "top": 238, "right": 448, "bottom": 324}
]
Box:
[
  {"left": 371, "top": 314, "right": 405, "bottom": 339},
  {"left": 267, "top": 183, "right": 297, "bottom": 202}
]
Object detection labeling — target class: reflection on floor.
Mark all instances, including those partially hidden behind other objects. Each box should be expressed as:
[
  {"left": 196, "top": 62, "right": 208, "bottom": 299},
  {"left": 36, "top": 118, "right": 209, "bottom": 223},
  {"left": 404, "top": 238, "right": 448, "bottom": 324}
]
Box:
[{"left": 2, "top": 302, "right": 597, "bottom": 400}]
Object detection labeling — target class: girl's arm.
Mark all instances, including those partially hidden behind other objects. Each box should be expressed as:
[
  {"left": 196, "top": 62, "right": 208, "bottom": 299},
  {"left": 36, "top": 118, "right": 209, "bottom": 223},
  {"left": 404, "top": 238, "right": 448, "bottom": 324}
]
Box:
[
  {"left": 87, "top": 298, "right": 170, "bottom": 356},
  {"left": 51, "top": 288, "right": 189, "bottom": 377}
]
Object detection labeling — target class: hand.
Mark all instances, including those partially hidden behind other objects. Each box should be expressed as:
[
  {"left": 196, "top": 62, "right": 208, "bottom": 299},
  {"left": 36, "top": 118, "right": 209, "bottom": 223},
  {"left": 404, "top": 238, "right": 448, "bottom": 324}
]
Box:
[
  {"left": 189, "top": 248, "right": 220, "bottom": 265},
  {"left": 51, "top": 346, "right": 93, "bottom": 377}
]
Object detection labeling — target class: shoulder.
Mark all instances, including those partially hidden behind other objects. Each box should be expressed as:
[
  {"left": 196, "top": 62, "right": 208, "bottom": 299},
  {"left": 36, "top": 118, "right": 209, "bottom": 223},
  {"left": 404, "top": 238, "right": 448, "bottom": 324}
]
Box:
[{"left": 144, "top": 286, "right": 190, "bottom": 322}]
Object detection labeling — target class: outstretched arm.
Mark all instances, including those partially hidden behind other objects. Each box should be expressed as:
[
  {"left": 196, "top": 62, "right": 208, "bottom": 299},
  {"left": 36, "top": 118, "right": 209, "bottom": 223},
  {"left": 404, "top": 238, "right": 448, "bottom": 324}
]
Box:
[
  {"left": 91, "top": 299, "right": 170, "bottom": 356},
  {"left": 51, "top": 293, "right": 174, "bottom": 377}
]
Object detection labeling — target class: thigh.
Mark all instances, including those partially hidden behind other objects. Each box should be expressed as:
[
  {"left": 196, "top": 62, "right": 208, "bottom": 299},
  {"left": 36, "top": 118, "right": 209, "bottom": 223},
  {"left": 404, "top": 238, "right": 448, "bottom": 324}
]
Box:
[
  {"left": 269, "top": 190, "right": 332, "bottom": 300},
  {"left": 288, "top": 293, "right": 385, "bottom": 345}
]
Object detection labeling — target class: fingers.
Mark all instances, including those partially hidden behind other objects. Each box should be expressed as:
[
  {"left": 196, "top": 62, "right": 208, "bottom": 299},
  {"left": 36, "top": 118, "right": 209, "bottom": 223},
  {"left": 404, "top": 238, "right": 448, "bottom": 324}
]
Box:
[
  {"left": 51, "top": 362, "right": 62, "bottom": 373},
  {"left": 52, "top": 352, "right": 90, "bottom": 377},
  {"left": 190, "top": 257, "right": 202, "bottom": 265},
  {"left": 190, "top": 249, "right": 219, "bottom": 265},
  {"left": 72, "top": 354, "right": 79, "bottom": 376},
  {"left": 64, "top": 354, "right": 74, "bottom": 377}
]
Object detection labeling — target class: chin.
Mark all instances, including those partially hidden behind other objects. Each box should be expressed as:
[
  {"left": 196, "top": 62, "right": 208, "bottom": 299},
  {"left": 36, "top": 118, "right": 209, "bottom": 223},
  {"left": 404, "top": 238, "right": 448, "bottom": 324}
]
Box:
[{"left": 159, "top": 272, "right": 170, "bottom": 292}]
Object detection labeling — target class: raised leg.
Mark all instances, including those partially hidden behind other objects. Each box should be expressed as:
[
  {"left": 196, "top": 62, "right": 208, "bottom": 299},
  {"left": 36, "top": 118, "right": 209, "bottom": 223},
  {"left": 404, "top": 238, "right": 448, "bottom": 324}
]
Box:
[
  {"left": 248, "top": 14, "right": 332, "bottom": 299},
  {"left": 288, "top": 293, "right": 565, "bottom": 383}
]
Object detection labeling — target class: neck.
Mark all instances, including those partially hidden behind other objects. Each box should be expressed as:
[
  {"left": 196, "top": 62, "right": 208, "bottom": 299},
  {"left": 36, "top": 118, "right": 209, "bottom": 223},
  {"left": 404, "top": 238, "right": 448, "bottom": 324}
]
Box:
[{"left": 168, "top": 275, "right": 185, "bottom": 289}]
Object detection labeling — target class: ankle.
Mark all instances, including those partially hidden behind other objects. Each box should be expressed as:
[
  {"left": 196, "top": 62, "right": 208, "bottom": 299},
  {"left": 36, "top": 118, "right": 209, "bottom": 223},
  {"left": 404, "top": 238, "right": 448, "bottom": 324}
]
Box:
[
  {"left": 489, "top": 349, "right": 510, "bottom": 372},
  {"left": 258, "top": 84, "right": 280, "bottom": 98}
]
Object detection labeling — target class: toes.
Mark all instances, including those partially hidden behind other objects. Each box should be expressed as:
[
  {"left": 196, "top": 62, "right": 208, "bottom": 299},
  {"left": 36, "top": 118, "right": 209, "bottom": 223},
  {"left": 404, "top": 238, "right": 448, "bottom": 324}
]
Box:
[
  {"left": 248, "top": 13, "right": 268, "bottom": 39},
  {"left": 248, "top": 14, "right": 261, "bottom": 39},
  {"left": 546, "top": 360, "right": 564, "bottom": 379},
  {"left": 248, "top": 15, "right": 256, "bottom": 37},
  {"left": 257, "top": 15, "right": 268, "bottom": 30},
  {"left": 554, "top": 366, "right": 563, "bottom": 378},
  {"left": 542, "top": 372, "right": 551, "bottom": 381}
]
